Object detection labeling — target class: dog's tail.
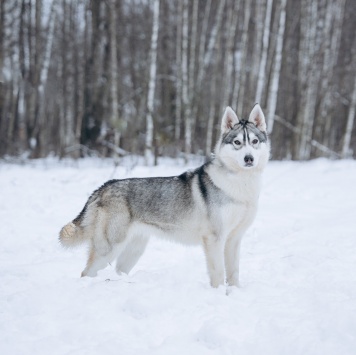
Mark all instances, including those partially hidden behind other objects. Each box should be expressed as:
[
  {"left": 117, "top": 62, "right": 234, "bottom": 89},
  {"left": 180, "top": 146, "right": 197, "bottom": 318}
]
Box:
[
  {"left": 59, "top": 182, "right": 111, "bottom": 248},
  {"left": 59, "top": 221, "right": 87, "bottom": 248},
  {"left": 58, "top": 196, "right": 96, "bottom": 248}
]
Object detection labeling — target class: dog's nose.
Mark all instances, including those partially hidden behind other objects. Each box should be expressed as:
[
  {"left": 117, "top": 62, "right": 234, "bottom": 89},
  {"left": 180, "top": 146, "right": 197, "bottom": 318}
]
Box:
[{"left": 244, "top": 155, "right": 254, "bottom": 164}]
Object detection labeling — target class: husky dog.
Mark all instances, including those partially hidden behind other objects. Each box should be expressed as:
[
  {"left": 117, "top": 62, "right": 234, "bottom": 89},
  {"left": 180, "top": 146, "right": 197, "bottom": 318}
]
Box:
[{"left": 59, "top": 104, "right": 270, "bottom": 288}]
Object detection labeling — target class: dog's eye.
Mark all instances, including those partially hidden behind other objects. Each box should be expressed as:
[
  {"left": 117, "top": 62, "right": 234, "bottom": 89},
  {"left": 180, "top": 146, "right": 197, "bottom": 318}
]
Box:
[
  {"left": 252, "top": 139, "right": 259, "bottom": 145},
  {"left": 234, "top": 140, "right": 241, "bottom": 146}
]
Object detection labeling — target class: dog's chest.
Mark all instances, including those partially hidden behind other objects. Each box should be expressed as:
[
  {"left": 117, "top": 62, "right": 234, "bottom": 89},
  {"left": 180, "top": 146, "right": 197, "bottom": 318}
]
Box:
[{"left": 216, "top": 200, "right": 258, "bottom": 235}]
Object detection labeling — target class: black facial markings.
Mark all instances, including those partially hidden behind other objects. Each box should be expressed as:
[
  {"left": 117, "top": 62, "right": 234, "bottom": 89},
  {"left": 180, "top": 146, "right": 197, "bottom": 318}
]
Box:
[{"left": 222, "top": 120, "right": 267, "bottom": 147}]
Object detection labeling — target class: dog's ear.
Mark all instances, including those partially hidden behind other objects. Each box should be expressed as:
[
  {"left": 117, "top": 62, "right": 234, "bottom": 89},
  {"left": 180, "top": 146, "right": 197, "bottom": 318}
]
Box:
[
  {"left": 221, "top": 107, "right": 239, "bottom": 133},
  {"left": 248, "top": 104, "right": 267, "bottom": 132}
]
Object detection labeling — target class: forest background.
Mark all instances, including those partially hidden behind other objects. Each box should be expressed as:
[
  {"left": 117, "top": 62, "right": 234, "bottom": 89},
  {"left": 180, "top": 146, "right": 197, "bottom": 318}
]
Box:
[{"left": 0, "top": 0, "right": 355, "bottom": 162}]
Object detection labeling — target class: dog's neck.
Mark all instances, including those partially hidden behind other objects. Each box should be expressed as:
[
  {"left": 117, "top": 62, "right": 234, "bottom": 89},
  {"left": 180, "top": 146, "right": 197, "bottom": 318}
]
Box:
[{"left": 207, "top": 158, "right": 262, "bottom": 203}]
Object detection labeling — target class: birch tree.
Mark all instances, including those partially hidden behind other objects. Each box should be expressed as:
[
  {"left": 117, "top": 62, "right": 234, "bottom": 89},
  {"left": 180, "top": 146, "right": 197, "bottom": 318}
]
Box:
[
  {"left": 221, "top": 0, "right": 240, "bottom": 111},
  {"left": 145, "top": 0, "right": 160, "bottom": 165},
  {"left": 255, "top": 0, "right": 273, "bottom": 104},
  {"left": 341, "top": 60, "right": 356, "bottom": 158},
  {"left": 294, "top": 0, "right": 319, "bottom": 160},
  {"left": 193, "top": 0, "right": 211, "bottom": 120},
  {"left": 108, "top": 0, "right": 120, "bottom": 155},
  {"left": 234, "top": 1, "right": 251, "bottom": 114},
  {"left": 196, "top": 0, "right": 225, "bottom": 94},
  {"left": 319, "top": 0, "right": 345, "bottom": 146},
  {"left": 206, "top": 35, "right": 222, "bottom": 156},
  {"left": 175, "top": 1, "right": 182, "bottom": 141},
  {"left": 0, "top": 0, "right": 6, "bottom": 144},
  {"left": 0, "top": 0, "right": 355, "bottom": 160},
  {"left": 61, "top": 0, "right": 76, "bottom": 157},
  {"left": 188, "top": 0, "right": 198, "bottom": 104},
  {"left": 197, "top": 0, "right": 212, "bottom": 91},
  {"left": 182, "top": 0, "right": 191, "bottom": 160},
  {"left": 36, "top": 0, "right": 58, "bottom": 157},
  {"left": 266, "top": 0, "right": 287, "bottom": 133},
  {"left": 251, "top": 0, "right": 265, "bottom": 94}
]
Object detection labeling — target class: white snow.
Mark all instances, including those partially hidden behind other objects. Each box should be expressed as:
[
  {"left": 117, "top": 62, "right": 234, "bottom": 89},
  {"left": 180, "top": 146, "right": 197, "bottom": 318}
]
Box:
[{"left": 1, "top": 157, "right": 356, "bottom": 355}]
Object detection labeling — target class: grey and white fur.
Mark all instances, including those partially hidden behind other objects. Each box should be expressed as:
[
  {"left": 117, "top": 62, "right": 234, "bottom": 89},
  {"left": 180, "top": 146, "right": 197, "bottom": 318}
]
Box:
[{"left": 59, "top": 105, "right": 270, "bottom": 288}]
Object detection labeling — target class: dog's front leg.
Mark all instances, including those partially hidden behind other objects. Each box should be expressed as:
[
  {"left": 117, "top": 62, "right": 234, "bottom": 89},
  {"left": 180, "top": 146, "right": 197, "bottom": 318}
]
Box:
[
  {"left": 203, "top": 236, "right": 225, "bottom": 288},
  {"left": 224, "top": 234, "right": 243, "bottom": 287}
]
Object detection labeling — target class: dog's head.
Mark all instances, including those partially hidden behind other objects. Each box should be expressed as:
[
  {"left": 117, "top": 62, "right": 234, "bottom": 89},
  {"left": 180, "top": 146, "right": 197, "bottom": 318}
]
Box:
[{"left": 215, "top": 105, "right": 270, "bottom": 171}]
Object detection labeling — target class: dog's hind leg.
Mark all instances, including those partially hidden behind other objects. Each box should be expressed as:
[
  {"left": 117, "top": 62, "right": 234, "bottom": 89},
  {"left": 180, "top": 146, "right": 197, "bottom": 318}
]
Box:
[
  {"left": 81, "top": 245, "right": 115, "bottom": 277},
  {"left": 81, "top": 211, "right": 128, "bottom": 277},
  {"left": 115, "top": 235, "right": 149, "bottom": 275}
]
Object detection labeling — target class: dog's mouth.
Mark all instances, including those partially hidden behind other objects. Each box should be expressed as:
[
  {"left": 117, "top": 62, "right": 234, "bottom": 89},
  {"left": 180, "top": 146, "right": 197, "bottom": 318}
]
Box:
[{"left": 244, "top": 162, "right": 254, "bottom": 168}]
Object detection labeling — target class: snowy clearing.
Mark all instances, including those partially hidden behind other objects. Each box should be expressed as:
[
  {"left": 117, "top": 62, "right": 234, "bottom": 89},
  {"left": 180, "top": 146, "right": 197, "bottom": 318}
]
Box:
[{"left": 1, "top": 158, "right": 356, "bottom": 355}]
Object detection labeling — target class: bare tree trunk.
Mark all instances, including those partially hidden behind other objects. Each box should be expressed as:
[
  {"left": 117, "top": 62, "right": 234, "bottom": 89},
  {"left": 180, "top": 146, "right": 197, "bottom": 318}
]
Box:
[
  {"left": 188, "top": 0, "right": 198, "bottom": 101},
  {"left": 0, "top": 0, "right": 5, "bottom": 140},
  {"left": 27, "top": 0, "right": 42, "bottom": 156},
  {"left": 182, "top": 0, "right": 191, "bottom": 161},
  {"left": 251, "top": 0, "right": 265, "bottom": 94},
  {"left": 235, "top": 1, "right": 251, "bottom": 114},
  {"left": 221, "top": 0, "right": 240, "bottom": 111},
  {"left": 36, "top": 0, "right": 57, "bottom": 157},
  {"left": 320, "top": 0, "right": 345, "bottom": 146},
  {"left": 145, "top": 0, "right": 160, "bottom": 165},
  {"left": 294, "top": 0, "right": 319, "bottom": 160},
  {"left": 255, "top": 0, "right": 273, "bottom": 104},
  {"left": 266, "top": 0, "right": 287, "bottom": 133},
  {"left": 74, "top": 1, "right": 86, "bottom": 158},
  {"left": 175, "top": 1, "right": 182, "bottom": 142},
  {"left": 206, "top": 37, "right": 222, "bottom": 156},
  {"left": 108, "top": 0, "right": 120, "bottom": 158},
  {"left": 197, "top": 0, "right": 212, "bottom": 90},
  {"left": 299, "top": 0, "right": 321, "bottom": 160},
  {"left": 192, "top": 0, "right": 211, "bottom": 120},
  {"left": 188, "top": 0, "right": 199, "bottom": 138},
  {"left": 196, "top": 0, "right": 225, "bottom": 93},
  {"left": 18, "top": 0, "right": 28, "bottom": 151},
  {"left": 341, "top": 64, "right": 356, "bottom": 158},
  {"left": 64, "top": 1, "right": 76, "bottom": 157}
]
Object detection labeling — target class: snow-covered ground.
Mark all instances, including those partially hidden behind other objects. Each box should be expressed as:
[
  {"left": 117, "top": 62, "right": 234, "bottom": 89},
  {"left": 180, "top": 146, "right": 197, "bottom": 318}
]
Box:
[{"left": 1, "top": 157, "right": 356, "bottom": 355}]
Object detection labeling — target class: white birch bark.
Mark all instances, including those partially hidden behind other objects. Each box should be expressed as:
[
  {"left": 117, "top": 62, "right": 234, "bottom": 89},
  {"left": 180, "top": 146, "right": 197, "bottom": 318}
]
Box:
[
  {"left": 341, "top": 65, "right": 356, "bottom": 158},
  {"left": 255, "top": 0, "right": 273, "bottom": 104},
  {"left": 266, "top": 0, "right": 287, "bottom": 133},
  {"left": 145, "top": 0, "right": 160, "bottom": 165}
]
